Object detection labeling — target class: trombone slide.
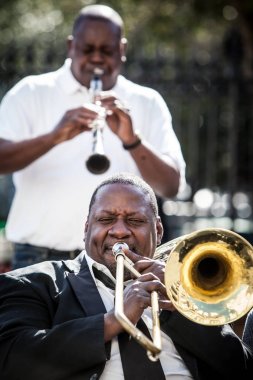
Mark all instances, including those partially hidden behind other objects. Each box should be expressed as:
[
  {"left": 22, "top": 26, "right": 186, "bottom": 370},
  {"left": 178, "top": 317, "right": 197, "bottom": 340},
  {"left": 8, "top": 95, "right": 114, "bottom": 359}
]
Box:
[{"left": 113, "top": 243, "right": 162, "bottom": 361}]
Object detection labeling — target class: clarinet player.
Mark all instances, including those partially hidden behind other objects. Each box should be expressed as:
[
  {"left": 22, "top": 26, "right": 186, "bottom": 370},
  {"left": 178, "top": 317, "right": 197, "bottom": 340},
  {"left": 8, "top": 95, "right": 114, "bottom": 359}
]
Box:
[{"left": 0, "top": 4, "right": 186, "bottom": 269}]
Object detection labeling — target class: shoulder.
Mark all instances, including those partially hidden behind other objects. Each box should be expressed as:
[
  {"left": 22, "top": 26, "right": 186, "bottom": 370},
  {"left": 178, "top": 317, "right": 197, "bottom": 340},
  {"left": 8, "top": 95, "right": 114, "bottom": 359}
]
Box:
[
  {"left": 0, "top": 260, "right": 66, "bottom": 290},
  {"left": 117, "top": 75, "right": 164, "bottom": 102},
  {"left": 0, "top": 68, "right": 62, "bottom": 111},
  {"left": 244, "top": 309, "right": 253, "bottom": 334},
  {"left": 9, "top": 70, "right": 58, "bottom": 94},
  {"left": 3, "top": 67, "right": 62, "bottom": 103},
  {"left": 247, "top": 309, "right": 253, "bottom": 320},
  {"left": 0, "top": 253, "right": 84, "bottom": 286}
]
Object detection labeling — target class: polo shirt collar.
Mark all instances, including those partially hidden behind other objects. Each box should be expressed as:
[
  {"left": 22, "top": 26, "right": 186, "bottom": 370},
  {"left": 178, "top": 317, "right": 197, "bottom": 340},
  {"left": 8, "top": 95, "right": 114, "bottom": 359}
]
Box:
[
  {"left": 57, "top": 58, "right": 89, "bottom": 95},
  {"left": 57, "top": 58, "right": 123, "bottom": 96}
]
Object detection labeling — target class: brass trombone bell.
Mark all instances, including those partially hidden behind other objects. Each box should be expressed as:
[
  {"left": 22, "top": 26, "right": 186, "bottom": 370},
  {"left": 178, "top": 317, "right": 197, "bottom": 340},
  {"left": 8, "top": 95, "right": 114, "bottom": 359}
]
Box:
[
  {"left": 156, "top": 228, "right": 253, "bottom": 326},
  {"left": 112, "top": 229, "right": 253, "bottom": 361}
]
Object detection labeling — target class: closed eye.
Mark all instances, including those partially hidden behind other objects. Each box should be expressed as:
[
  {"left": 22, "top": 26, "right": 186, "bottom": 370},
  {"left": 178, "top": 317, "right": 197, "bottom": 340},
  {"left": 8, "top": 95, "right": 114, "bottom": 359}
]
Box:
[
  {"left": 80, "top": 47, "right": 115, "bottom": 57},
  {"left": 101, "top": 49, "right": 115, "bottom": 56},
  {"left": 128, "top": 218, "right": 146, "bottom": 226},
  {"left": 97, "top": 217, "right": 115, "bottom": 224}
]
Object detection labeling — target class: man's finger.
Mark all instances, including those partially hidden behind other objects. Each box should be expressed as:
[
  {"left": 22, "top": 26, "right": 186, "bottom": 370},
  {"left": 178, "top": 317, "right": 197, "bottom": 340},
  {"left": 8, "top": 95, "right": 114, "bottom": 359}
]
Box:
[{"left": 122, "top": 245, "right": 147, "bottom": 263}]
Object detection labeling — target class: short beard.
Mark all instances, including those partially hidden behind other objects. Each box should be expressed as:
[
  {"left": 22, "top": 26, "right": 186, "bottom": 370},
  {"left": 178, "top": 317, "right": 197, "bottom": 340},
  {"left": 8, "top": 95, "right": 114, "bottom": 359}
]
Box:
[{"left": 107, "top": 262, "right": 134, "bottom": 281}]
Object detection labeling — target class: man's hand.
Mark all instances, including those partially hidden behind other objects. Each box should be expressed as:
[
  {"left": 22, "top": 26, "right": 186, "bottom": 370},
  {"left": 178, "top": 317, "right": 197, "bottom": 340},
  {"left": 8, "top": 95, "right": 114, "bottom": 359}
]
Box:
[
  {"left": 52, "top": 104, "right": 99, "bottom": 144},
  {"left": 118, "top": 245, "right": 175, "bottom": 322},
  {"left": 122, "top": 245, "right": 166, "bottom": 284},
  {"left": 104, "top": 270, "right": 174, "bottom": 342},
  {"left": 97, "top": 92, "right": 138, "bottom": 145},
  {"left": 123, "top": 272, "right": 174, "bottom": 325}
]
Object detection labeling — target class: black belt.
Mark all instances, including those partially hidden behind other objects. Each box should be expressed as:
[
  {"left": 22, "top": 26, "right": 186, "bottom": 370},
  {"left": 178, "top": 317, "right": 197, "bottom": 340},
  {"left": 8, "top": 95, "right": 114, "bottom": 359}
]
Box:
[
  {"left": 45, "top": 248, "right": 82, "bottom": 259},
  {"left": 14, "top": 243, "right": 82, "bottom": 260}
]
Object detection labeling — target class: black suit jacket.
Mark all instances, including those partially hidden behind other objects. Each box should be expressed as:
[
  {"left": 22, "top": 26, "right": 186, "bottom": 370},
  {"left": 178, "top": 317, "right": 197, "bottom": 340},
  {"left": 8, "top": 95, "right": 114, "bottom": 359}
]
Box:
[{"left": 0, "top": 253, "right": 251, "bottom": 380}]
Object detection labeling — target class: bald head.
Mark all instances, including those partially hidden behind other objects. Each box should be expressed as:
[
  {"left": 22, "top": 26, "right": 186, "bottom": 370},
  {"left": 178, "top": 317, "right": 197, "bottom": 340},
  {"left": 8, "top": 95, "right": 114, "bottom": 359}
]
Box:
[{"left": 72, "top": 5, "right": 124, "bottom": 38}]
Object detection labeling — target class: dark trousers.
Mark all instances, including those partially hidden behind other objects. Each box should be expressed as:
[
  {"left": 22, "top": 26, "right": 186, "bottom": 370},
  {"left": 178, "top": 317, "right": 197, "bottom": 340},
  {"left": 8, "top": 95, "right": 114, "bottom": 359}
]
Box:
[{"left": 12, "top": 243, "right": 81, "bottom": 270}]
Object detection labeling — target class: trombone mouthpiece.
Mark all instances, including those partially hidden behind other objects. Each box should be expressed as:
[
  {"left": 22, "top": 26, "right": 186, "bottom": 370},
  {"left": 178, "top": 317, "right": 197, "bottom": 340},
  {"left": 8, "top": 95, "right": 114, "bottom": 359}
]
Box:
[{"left": 112, "top": 242, "right": 129, "bottom": 255}]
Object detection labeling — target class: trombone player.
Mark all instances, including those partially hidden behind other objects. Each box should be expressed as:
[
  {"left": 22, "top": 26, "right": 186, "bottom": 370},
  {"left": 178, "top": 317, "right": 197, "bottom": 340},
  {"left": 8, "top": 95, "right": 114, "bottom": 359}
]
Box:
[{"left": 0, "top": 174, "right": 251, "bottom": 380}]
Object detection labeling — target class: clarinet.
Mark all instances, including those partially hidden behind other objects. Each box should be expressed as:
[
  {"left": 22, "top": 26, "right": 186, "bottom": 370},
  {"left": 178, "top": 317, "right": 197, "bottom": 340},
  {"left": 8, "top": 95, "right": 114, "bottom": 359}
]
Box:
[{"left": 85, "top": 68, "right": 110, "bottom": 174}]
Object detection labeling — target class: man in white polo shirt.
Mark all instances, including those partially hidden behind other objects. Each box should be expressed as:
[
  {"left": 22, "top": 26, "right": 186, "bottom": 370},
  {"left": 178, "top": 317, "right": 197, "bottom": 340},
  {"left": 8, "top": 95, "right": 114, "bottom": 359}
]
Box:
[{"left": 0, "top": 5, "right": 185, "bottom": 269}]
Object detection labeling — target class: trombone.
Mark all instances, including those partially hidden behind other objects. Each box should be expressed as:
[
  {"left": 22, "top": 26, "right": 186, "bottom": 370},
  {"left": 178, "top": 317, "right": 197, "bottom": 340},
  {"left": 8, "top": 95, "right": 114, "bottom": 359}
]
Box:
[
  {"left": 112, "top": 228, "right": 253, "bottom": 360},
  {"left": 113, "top": 242, "right": 161, "bottom": 361},
  {"left": 85, "top": 68, "right": 110, "bottom": 175}
]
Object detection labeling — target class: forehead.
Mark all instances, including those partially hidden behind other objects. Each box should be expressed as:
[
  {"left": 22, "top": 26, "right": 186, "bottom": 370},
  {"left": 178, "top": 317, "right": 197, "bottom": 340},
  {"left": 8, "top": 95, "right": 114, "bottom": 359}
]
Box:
[
  {"left": 74, "top": 18, "right": 121, "bottom": 42},
  {"left": 91, "top": 184, "right": 153, "bottom": 215}
]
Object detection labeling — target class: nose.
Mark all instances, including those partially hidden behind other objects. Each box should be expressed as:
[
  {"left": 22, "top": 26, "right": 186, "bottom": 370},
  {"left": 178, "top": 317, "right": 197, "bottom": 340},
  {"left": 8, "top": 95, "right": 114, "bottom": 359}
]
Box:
[
  {"left": 90, "top": 49, "right": 104, "bottom": 64},
  {"left": 108, "top": 219, "right": 131, "bottom": 239}
]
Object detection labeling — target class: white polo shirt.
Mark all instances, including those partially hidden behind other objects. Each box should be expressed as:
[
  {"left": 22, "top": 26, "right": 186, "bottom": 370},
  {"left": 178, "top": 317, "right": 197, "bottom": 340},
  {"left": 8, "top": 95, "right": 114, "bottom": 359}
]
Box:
[{"left": 0, "top": 59, "right": 186, "bottom": 250}]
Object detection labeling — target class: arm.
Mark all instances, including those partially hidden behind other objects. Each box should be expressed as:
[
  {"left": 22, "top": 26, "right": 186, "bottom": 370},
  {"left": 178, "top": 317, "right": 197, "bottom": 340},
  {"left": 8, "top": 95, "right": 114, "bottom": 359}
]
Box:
[
  {"left": 124, "top": 138, "right": 180, "bottom": 198},
  {"left": 0, "top": 263, "right": 172, "bottom": 379},
  {"left": 104, "top": 272, "right": 173, "bottom": 343},
  {"left": 0, "top": 106, "right": 98, "bottom": 174},
  {"left": 243, "top": 309, "right": 253, "bottom": 349},
  {"left": 100, "top": 93, "right": 184, "bottom": 198},
  {"left": 160, "top": 310, "right": 252, "bottom": 379},
  {"left": 0, "top": 272, "right": 108, "bottom": 379},
  {"left": 103, "top": 245, "right": 175, "bottom": 343},
  {"left": 121, "top": 248, "right": 252, "bottom": 378}
]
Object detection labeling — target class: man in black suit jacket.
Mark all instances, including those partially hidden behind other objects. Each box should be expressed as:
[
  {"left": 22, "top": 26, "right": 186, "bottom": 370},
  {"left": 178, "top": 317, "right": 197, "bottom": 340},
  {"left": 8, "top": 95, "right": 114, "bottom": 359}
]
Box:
[{"left": 0, "top": 173, "right": 252, "bottom": 380}]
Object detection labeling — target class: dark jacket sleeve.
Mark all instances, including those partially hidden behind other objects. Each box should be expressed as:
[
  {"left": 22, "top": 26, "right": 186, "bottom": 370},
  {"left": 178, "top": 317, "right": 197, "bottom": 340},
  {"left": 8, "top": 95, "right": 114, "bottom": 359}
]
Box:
[
  {"left": 0, "top": 266, "right": 108, "bottom": 380},
  {"left": 160, "top": 310, "right": 253, "bottom": 380},
  {"left": 243, "top": 309, "right": 253, "bottom": 349}
]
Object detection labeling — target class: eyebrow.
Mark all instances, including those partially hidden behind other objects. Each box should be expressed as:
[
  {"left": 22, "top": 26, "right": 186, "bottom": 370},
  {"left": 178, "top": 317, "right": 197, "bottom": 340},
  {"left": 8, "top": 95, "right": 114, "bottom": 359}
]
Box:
[{"left": 96, "top": 210, "right": 146, "bottom": 216}]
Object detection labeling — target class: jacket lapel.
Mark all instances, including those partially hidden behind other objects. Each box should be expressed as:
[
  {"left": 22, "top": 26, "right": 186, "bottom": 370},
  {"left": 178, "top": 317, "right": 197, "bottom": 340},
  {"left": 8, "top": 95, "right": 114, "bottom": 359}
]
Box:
[
  {"left": 66, "top": 253, "right": 107, "bottom": 316},
  {"left": 64, "top": 253, "right": 111, "bottom": 360}
]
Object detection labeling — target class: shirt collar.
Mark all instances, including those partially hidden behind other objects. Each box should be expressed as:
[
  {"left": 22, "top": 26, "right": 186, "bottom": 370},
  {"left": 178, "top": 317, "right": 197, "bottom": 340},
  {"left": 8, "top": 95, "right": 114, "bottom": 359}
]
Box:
[
  {"left": 84, "top": 251, "right": 136, "bottom": 291},
  {"left": 57, "top": 58, "right": 89, "bottom": 96},
  {"left": 57, "top": 58, "right": 124, "bottom": 95},
  {"left": 84, "top": 251, "right": 116, "bottom": 285}
]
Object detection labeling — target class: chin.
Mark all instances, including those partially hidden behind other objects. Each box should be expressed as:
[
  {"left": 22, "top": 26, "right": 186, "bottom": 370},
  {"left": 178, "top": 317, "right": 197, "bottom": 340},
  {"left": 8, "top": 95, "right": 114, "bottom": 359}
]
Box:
[
  {"left": 107, "top": 263, "right": 132, "bottom": 282},
  {"left": 75, "top": 72, "right": 90, "bottom": 88},
  {"left": 106, "top": 262, "right": 117, "bottom": 278}
]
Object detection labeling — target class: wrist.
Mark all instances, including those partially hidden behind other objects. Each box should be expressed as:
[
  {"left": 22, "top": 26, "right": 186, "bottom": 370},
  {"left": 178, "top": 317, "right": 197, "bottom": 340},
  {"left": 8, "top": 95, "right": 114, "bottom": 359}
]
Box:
[
  {"left": 104, "top": 311, "right": 123, "bottom": 341},
  {"left": 122, "top": 132, "right": 142, "bottom": 150}
]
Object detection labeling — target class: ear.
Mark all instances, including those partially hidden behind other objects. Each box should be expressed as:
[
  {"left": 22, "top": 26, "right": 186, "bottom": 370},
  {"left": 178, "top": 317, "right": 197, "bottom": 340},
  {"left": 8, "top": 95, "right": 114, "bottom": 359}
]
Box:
[
  {"left": 156, "top": 217, "right": 164, "bottom": 246},
  {"left": 67, "top": 35, "right": 74, "bottom": 57},
  {"left": 120, "top": 37, "right": 128, "bottom": 62},
  {"left": 84, "top": 220, "right": 88, "bottom": 240}
]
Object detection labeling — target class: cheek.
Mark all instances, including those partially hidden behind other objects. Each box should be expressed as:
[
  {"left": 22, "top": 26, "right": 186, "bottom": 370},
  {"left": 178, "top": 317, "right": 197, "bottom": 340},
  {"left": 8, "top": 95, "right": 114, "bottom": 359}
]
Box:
[
  {"left": 108, "top": 55, "right": 121, "bottom": 68},
  {"left": 71, "top": 54, "right": 86, "bottom": 68},
  {"left": 86, "top": 225, "right": 107, "bottom": 245},
  {"left": 142, "top": 230, "right": 157, "bottom": 255}
]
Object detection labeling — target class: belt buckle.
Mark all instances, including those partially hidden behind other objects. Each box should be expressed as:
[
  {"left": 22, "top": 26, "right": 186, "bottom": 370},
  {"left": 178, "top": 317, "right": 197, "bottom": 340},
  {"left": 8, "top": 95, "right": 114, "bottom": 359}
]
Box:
[{"left": 69, "top": 250, "right": 77, "bottom": 259}]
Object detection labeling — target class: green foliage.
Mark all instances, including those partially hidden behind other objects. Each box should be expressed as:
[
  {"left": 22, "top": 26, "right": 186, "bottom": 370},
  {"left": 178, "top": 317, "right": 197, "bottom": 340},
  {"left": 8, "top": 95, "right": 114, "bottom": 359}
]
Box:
[{"left": 0, "top": 0, "right": 233, "bottom": 57}]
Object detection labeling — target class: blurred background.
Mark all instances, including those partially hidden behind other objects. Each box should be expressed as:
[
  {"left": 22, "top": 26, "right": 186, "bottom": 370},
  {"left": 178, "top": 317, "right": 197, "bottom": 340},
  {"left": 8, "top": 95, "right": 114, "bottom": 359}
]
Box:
[{"left": 0, "top": 0, "right": 253, "bottom": 271}]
